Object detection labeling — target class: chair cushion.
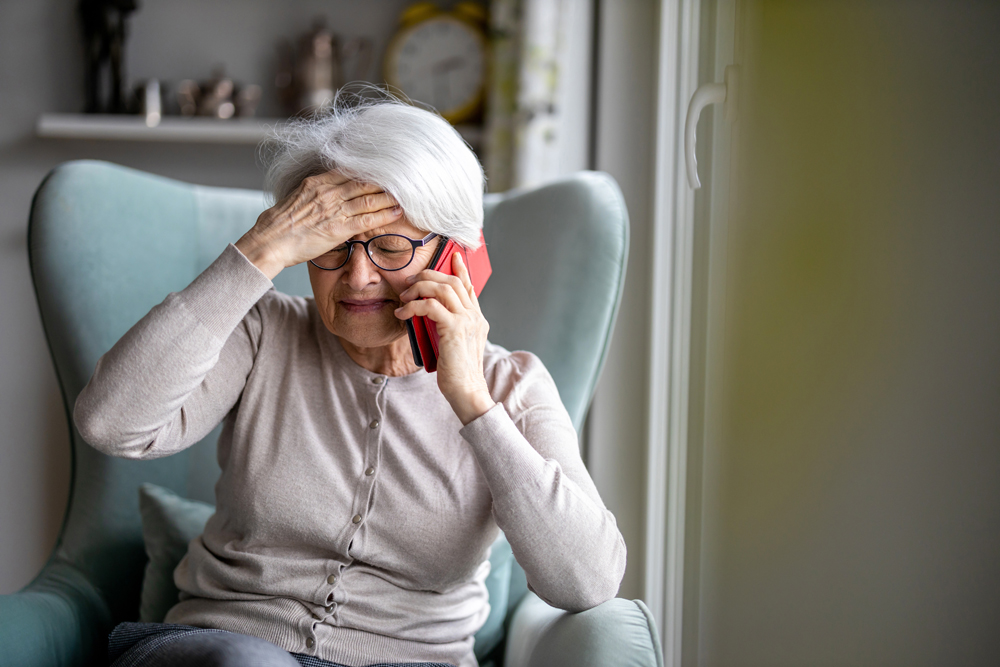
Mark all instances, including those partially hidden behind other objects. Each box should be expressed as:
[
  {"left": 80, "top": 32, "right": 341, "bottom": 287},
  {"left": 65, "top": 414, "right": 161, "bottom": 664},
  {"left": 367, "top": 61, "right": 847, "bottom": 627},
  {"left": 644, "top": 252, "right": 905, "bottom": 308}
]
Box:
[{"left": 134, "top": 483, "right": 514, "bottom": 660}]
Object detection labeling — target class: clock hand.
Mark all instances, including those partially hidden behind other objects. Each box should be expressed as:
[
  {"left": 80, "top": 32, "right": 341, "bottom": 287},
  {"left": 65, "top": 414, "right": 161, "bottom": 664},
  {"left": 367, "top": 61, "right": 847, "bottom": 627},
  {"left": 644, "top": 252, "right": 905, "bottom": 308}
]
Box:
[
  {"left": 433, "top": 69, "right": 451, "bottom": 108},
  {"left": 432, "top": 56, "right": 465, "bottom": 74}
]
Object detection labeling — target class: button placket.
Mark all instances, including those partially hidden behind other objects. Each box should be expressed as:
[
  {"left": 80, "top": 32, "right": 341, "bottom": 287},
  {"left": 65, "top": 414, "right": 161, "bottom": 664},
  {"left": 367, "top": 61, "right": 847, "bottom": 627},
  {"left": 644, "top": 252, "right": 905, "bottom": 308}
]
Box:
[
  {"left": 297, "top": 608, "right": 320, "bottom": 652},
  {"left": 358, "top": 380, "right": 385, "bottom": 522},
  {"left": 322, "top": 558, "right": 344, "bottom": 602},
  {"left": 341, "top": 382, "right": 384, "bottom": 552},
  {"left": 350, "top": 409, "right": 378, "bottom": 527},
  {"left": 370, "top": 377, "right": 386, "bottom": 469}
]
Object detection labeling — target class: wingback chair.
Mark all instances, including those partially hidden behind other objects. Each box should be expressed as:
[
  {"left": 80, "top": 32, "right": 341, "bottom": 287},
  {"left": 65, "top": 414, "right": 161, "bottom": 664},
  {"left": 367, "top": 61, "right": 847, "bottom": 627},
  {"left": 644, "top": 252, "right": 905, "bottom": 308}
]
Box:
[{"left": 0, "top": 161, "right": 662, "bottom": 667}]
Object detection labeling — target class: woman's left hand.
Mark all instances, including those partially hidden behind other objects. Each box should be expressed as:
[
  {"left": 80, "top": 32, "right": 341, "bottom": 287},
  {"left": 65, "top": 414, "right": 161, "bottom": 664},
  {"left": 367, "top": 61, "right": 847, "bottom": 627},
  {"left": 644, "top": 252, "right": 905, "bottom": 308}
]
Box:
[{"left": 395, "top": 252, "right": 496, "bottom": 425}]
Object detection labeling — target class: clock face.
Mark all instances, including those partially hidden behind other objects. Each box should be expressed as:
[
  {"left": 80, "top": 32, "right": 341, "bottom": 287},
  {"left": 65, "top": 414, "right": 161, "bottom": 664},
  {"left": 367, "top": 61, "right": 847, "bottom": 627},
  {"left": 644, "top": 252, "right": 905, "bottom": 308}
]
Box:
[{"left": 388, "top": 17, "right": 486, "bottom": 118}]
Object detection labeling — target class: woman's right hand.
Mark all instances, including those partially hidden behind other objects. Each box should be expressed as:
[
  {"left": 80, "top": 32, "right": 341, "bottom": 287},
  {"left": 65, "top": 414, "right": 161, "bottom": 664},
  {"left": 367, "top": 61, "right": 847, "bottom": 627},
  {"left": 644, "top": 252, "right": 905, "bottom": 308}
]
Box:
[{"left": 235, "top": 170, "right": 402, "bottom": 279}]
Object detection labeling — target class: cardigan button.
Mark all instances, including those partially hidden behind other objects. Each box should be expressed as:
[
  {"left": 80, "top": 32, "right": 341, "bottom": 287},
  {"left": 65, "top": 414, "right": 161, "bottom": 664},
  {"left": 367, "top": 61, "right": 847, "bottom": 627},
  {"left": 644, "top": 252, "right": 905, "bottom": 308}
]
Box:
[
  {"left": 306, "top": 638, "right": 315, "bottom": 649},
  {"left": 372, "top": 377, "right": 384, "bottom": 384},
  {"left": 365, "top": 467, "right": 375, "bottom": 476},
  {"left": 327, "top": 574, "right": 337, "bottom": 584},
  {"left": 352, "top": 514, "right": 363, "bottom": 524},
  {"left": 325, "top": 604, "right": 335, "bottom": 613},
  {"left": 369, "top": 419, "right": 380, "bottom": 429}
]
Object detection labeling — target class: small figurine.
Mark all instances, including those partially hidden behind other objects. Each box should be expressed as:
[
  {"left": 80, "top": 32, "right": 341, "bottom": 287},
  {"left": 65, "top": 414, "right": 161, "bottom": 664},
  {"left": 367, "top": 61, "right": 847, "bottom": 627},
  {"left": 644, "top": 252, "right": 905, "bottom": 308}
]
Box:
[
  {"left": 235, "top": 85, "right": 262, "bottom": 118},
  {"left": 276, "top": 18, "right": 374, "bottom": 116},
  {"left": 175, "top": 70, "right": 262, "bottom": 119},
  {"left": 198, "top": 72, "right": 236, "bottom": 119},
  {"left": 296, "top": 18, "right": 341, "bottom": 113},
  {"left": 79, "top": 0, "right": 139, "bottom": 114}
]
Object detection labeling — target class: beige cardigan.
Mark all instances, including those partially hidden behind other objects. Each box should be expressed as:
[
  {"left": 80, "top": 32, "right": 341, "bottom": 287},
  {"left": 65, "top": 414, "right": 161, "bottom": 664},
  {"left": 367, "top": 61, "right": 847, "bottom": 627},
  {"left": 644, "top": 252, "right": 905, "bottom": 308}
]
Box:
[{"left": 74, "top": 245, "right": 626, "bottom": 667}]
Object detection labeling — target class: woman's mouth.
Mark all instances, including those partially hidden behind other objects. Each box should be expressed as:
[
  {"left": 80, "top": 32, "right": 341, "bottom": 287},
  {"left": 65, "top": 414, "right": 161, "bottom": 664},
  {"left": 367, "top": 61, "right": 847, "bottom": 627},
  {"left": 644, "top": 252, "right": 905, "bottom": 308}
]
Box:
[{"left": 339, "top": 298, "right": 393, "bottom": 314}]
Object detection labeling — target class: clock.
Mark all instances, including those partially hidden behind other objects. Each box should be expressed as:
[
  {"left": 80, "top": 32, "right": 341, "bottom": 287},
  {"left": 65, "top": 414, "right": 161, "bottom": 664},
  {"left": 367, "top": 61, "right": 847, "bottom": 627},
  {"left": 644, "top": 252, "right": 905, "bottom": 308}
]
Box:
[{"left": 383, "top": 2, "right": 488, "bottom": 124}]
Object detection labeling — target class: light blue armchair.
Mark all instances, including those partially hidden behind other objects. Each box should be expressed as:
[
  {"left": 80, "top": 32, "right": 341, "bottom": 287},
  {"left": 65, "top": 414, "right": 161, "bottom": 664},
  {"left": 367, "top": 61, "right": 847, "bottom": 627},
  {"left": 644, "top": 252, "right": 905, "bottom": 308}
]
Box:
[{"left": 1, "top": 160, "right": 662, "bottom": 667}]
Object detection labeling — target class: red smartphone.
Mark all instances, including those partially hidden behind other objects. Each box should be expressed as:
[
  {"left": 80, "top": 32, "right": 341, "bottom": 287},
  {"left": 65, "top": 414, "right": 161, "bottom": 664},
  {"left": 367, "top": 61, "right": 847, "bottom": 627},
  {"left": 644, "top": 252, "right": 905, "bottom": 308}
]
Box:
[{"left": 405, "top": 230, "right": 491, "bottom": 372}]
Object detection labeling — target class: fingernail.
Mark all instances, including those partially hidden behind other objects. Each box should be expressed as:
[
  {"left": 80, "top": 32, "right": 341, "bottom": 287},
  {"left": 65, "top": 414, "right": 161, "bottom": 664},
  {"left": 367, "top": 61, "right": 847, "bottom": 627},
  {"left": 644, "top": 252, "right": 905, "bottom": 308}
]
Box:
[
  {"left": 392, "top": 206, "right": 402, "bottom": 215},
  {"left": 406, "top": 274, "right": 417, "bottom": 283}
]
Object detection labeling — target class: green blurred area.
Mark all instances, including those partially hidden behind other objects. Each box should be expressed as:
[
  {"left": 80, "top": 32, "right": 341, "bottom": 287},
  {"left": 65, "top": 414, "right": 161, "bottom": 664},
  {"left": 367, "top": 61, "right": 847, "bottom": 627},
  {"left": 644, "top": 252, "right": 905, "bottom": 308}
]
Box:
[{"left": 696, "top": 2, "right": 1000, "bottom": 664}]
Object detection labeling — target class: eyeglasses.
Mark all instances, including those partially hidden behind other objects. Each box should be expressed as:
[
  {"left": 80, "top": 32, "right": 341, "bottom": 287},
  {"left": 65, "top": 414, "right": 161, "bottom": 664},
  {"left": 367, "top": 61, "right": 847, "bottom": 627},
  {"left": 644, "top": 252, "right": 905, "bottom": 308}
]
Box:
[{"left": 309, "top": 232, "right": 440, "bottom": 271}]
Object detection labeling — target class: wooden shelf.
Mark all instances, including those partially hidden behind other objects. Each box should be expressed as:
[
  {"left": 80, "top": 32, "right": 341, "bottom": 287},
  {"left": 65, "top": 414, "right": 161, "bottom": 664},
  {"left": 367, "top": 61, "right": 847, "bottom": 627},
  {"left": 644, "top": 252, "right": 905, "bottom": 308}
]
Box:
[{"left": 36, "top": 113, "right": 484, "bottom": 148}]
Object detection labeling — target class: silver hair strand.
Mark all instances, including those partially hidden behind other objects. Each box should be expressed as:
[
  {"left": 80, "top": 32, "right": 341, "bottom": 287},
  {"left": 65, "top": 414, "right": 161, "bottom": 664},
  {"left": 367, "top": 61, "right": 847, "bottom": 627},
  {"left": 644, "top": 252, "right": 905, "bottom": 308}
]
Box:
[{"left": 261, "top": 85, "right": 485, "bottom": 249}]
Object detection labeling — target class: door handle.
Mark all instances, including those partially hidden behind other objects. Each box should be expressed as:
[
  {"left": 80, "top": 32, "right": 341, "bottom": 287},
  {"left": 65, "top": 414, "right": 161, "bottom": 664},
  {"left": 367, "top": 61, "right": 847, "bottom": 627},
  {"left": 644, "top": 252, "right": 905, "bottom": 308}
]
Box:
[{"left": 685, "top": 65, "right": 739, "bottom": 189}]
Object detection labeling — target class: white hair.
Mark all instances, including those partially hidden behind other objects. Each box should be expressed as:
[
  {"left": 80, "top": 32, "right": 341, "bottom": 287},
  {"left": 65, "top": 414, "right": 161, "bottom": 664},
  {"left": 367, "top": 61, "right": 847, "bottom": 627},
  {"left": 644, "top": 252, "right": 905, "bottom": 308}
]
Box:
[{"left": 262, "top": 86, "right": 485, "bottom": 249}]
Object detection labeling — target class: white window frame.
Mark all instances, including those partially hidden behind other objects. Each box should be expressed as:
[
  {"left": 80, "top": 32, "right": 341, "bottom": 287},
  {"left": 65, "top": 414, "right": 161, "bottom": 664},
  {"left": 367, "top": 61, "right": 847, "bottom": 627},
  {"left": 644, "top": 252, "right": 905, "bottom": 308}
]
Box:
[{"left": 645, "top": 1, "right": 703, "bottom": 665}]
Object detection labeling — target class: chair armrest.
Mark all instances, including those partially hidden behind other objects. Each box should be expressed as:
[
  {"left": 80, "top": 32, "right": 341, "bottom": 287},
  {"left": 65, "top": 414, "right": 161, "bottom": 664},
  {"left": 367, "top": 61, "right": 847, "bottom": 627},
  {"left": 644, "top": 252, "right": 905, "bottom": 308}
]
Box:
[
  {"left": 504, "top": 593, "right": 663, "bottom": 667},
  {"left": 0, "top": 558, "right": 113, "bottom": 667}
]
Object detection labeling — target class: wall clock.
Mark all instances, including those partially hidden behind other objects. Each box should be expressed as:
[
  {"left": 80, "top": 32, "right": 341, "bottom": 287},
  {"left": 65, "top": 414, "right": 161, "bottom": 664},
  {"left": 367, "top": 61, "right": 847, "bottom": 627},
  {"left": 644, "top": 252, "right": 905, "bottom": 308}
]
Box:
[{"left": 383, "top": 2, "right": 488, "bottom": 124}]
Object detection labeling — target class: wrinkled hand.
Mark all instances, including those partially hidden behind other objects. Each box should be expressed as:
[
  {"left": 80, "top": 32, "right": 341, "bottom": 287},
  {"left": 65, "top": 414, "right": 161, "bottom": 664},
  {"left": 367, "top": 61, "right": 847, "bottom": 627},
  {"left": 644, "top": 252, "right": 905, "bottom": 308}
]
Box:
[
  {"left": 235, "top": 170, "right": 402, "bottom": 279},
  {"left": 395, "top": 252, "right": 496, "bottom": 425}
]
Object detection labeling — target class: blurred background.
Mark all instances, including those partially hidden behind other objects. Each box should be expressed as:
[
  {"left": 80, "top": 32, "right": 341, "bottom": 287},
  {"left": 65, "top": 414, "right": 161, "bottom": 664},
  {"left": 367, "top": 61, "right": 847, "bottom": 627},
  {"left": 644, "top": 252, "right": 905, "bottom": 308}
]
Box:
[{"left": 1, "top": 1, "right": 999, "bottom": 665}]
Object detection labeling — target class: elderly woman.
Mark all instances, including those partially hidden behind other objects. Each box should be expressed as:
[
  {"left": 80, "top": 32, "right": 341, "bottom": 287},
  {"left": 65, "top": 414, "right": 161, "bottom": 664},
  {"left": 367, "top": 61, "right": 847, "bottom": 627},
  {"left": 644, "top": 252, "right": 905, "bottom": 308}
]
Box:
[{"left": 74, "top": 94, "right": 625, "bottom": 667}]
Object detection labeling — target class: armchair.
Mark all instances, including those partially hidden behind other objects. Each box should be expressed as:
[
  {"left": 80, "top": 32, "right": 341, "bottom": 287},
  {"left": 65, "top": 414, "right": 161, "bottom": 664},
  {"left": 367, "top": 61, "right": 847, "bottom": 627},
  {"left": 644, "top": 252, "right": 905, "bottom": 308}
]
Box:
[{"left": 1, "top": 160, "right": 662, "bottom": 667}]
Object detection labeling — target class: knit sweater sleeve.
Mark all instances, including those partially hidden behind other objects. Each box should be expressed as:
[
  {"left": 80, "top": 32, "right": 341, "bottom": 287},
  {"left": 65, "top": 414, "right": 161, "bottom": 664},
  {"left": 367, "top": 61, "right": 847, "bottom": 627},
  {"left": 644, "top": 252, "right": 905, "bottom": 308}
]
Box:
[
  {"left": 458, "top": 352, "right": 627, "bottom": 612},
  {"left": 73, "top": 244, "right": 274, "bottom": 460}
]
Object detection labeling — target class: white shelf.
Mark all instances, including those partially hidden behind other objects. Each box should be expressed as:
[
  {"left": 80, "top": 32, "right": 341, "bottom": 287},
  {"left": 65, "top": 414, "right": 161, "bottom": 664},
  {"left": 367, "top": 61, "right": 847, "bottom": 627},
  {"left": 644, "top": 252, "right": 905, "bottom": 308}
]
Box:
[
  {"left": 36, "top": 113, "right": 484, "bottom": 148},
  {"left": 37, "top": 113, "right": 281, "bottom": 144}
]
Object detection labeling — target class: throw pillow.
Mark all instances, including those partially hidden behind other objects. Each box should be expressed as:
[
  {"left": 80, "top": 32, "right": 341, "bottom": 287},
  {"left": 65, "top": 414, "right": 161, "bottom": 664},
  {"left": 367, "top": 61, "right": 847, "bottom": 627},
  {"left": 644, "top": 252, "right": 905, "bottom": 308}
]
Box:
[{"left": 137, "top": 482, "right": 214, "bottom": 622}]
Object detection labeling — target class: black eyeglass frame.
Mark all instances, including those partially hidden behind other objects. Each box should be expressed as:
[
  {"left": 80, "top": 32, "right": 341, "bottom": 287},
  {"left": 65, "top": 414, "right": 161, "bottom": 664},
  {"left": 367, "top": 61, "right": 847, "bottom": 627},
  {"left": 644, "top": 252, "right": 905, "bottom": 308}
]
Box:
[{"left": 308, "top": 232, "right": 440, "bottom": 271}]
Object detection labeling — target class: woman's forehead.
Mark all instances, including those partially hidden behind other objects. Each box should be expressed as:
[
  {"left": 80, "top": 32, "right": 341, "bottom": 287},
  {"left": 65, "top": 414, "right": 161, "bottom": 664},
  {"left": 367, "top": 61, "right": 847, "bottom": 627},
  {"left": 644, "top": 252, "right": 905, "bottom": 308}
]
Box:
[{"left": 354, "top": 217, "right": 425, "bottom": 240}]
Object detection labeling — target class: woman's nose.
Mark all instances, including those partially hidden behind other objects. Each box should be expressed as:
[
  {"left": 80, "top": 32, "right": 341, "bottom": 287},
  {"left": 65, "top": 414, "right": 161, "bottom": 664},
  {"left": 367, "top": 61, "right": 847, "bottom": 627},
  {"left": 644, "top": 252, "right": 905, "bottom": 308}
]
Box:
[{"left": 341, "top": 245, "right": 381, "bottom": 289}]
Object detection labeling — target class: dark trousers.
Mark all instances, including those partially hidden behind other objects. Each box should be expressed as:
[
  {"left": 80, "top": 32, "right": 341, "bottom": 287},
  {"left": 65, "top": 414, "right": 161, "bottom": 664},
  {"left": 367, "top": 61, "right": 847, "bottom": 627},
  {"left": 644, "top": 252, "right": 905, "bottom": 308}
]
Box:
[{"left": 107, "top": 622, "right": 456, "bottom": 667}]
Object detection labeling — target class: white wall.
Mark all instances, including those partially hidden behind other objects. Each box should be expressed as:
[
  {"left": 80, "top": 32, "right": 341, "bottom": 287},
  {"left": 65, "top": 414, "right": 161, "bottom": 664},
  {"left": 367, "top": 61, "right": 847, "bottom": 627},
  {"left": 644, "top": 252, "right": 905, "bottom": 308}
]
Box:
[{"left": 686, "top": 1, "right": 1000, "bottom": 664}]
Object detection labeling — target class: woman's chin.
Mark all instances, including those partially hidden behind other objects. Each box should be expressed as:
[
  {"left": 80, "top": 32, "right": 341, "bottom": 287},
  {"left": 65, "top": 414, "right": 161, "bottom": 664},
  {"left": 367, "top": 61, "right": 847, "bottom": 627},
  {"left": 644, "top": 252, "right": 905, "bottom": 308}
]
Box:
[{"left": 332, "top": 313, "right": 406, "bottom": 349}]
